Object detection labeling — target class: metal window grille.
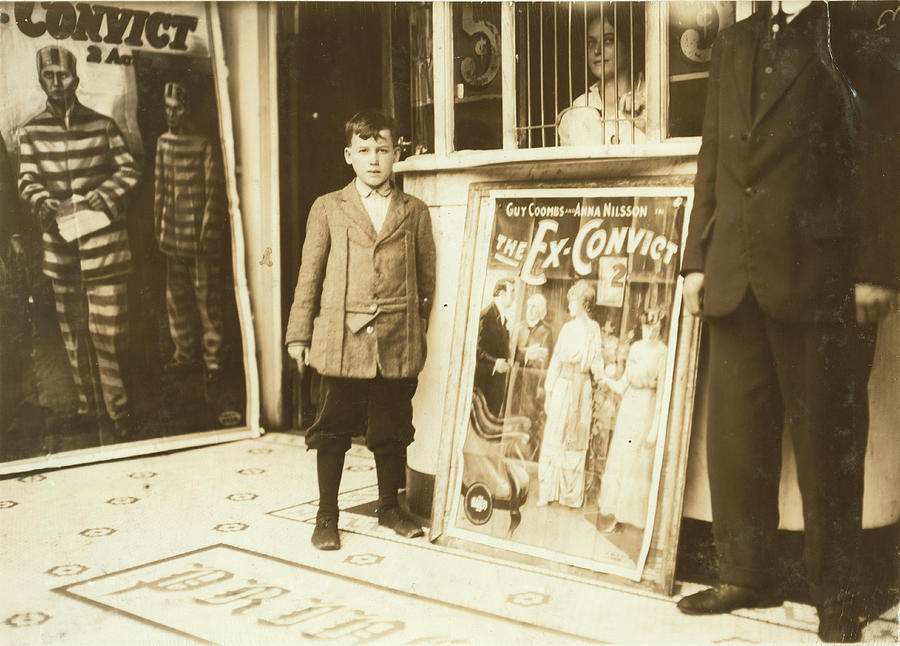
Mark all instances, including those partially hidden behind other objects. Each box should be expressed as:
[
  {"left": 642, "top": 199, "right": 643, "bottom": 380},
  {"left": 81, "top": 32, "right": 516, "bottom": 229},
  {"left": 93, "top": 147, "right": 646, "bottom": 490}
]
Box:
[{"left": 515, "top": 2, "right": 645, "bottom": 148}]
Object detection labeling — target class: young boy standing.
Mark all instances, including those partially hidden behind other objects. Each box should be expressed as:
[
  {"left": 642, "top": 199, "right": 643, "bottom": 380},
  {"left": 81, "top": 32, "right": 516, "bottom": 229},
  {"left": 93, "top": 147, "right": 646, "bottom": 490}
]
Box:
[{"left": 285, "top": 110, "right": 436, "bottom": 550}]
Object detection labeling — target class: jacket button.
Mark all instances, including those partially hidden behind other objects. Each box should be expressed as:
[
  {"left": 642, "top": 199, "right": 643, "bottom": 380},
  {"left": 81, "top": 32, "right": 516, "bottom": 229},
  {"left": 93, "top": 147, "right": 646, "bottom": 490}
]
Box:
[
  {"left": 366, "top": 326, "right": 374, "bottom": 334},
  {"left": 744, "top": 186, "right": 753, "bottom": 196},
  {"left": 369, "top": 304, "right": 377, "bottom": 312}
]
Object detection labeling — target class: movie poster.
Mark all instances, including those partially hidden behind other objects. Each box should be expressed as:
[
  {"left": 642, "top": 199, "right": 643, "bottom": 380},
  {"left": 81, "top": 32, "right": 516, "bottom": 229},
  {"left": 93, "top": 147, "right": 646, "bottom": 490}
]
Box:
[
  {"left": 445, "top": 187, "right": 691, "bottom": 580},
  {"left": 0, "top": 2, "right": 258, "bottom": 471}
]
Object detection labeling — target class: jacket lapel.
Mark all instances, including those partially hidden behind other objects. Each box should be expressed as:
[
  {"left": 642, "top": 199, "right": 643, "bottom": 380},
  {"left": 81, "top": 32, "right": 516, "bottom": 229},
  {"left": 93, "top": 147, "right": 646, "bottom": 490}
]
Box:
[
  {"left": 340, "top": 181, "right": 378, "bottom": 241},
  {"left": 375, "top": 190, "right": 411, "bottom": 243},
  {"left": 751, "top": 9, "right": 822, "bottom": 126},
  {"left": 732, "top": 15, "right": 764, "bottom": 127}
]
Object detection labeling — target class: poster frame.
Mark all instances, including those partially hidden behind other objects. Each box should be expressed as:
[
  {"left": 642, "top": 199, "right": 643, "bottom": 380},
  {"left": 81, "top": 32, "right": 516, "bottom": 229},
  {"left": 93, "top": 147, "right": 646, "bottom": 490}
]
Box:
[{"left": 429, "top": 178, "right": 702, "bottom": 595}]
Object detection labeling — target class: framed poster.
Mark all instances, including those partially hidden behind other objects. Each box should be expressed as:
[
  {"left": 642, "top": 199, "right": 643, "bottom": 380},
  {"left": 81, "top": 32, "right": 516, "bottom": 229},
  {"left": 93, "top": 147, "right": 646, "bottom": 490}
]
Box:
[
  {"left": 0, "top": 2, "right": 260, "bottom": 474},
  {"left": 432, "top": 181, "right": 701, "bottom": 593}
]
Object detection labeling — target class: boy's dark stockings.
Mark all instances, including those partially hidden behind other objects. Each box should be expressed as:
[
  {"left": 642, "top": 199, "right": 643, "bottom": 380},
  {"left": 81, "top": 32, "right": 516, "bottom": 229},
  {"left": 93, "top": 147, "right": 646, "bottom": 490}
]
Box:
[
  {"left": 374, "top": 449, "right": 406, "bottom": 513},
  {"left": 316, "top": 449, "right": 346, "bottom": 520}
]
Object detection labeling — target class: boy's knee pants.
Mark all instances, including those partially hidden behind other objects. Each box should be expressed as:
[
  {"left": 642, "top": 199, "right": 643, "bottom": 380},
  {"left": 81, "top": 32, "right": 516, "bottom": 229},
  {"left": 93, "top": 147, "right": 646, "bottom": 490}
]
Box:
[{"left": 305, "top": 373, "right": 418, "bottom": 454}]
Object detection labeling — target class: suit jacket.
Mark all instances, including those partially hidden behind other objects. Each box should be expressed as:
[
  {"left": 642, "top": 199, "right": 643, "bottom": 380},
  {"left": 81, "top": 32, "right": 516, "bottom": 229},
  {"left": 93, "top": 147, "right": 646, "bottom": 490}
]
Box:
[
  {"left": 832, "top": 2, "right": 900, "bottom": 291},
  {"left": 474, "top": 301, "right": 511, "bottom": 414},
  {"left": 284, "top": 180, "right": 436, "bottom": 379},
  {"left": 682, "top": 5, "right": 884, "bottom": 321}
]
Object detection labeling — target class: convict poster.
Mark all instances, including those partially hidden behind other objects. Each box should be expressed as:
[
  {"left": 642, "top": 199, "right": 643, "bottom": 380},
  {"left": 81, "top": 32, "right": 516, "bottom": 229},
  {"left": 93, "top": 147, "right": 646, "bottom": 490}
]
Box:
[
  {"left": 436, "top": 185, "right": 697, "bottom": 583},
  {"left": 0, "top": 2, "right": 259, "bottom": 472}
]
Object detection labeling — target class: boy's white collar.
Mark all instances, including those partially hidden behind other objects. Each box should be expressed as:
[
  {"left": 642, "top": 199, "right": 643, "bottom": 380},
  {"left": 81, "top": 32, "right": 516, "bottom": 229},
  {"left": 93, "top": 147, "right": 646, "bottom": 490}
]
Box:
[{"left": 355, "top": 177, "right": 392, "bottom": 198}]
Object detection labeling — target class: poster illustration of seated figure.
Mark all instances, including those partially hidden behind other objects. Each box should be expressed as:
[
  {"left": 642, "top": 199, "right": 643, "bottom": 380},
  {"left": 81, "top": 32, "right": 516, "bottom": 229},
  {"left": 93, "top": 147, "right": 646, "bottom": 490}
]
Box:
[{"left": 450, "top": 187, "right": 692, "bottom": 581}]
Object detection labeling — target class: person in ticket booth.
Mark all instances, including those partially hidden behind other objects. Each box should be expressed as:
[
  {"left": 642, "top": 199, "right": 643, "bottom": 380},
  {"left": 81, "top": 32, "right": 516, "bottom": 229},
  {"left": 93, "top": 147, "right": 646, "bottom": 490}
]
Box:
[
  {"left": 285, "top": 109, "right": 436, "bottom": 551},
  {"left": 558, "top": 2, "right": 647, "bottom": 146},
  {"left": 16, "top": 45, "right": 140, "bottom": 441}
]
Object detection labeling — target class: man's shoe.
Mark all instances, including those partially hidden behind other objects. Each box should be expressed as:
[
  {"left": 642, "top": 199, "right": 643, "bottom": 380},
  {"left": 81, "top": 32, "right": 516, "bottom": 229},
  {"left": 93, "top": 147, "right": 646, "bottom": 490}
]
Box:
[
  {"left": 817, "top": 605, "right": 861, "bottom": 643},
  {"left": 311, "top": 516, "right": 341, "bottom": 550},
  {"left": 378, "top": 506, "right": 424, "bottom": 538},
  {"left": 677, "top": 584, "right": 782, "bottom": 615}
]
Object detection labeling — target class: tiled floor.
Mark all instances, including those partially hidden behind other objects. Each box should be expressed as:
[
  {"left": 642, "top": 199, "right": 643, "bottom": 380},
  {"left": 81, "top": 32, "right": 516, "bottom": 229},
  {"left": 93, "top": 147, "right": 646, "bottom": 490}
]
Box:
[{"left": 1, "top": 432, "right": 897, "bottom": 645}]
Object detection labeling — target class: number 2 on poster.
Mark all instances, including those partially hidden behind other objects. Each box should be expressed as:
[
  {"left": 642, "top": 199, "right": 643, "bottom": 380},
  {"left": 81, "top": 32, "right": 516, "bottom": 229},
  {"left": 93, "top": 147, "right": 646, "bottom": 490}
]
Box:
[{"left": 597, "top": 256, "right": 627, "bottom": 308}]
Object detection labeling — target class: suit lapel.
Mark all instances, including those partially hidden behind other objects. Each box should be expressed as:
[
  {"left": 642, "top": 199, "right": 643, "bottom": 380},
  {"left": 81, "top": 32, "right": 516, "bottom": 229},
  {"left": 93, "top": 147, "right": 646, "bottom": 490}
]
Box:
[
  {"left": 375, "top": 190, "right": 411, "bottom": 243},
  {"left": 752, "top": 10, "right": 822, "bottom": 126},
  {"left": 340, "top": 181, "right": 377, "bottom": 241},
  {"left": 732, "top": 15, "right": 764, "bottom": 127}
]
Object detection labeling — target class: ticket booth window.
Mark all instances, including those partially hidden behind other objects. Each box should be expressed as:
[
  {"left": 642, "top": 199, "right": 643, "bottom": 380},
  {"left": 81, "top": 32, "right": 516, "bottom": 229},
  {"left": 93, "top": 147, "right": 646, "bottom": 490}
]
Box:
[
  {"left": 452, "top": 2, "right": 503, "bottom": 150},
  {"left": 391, "top": 2, "right": 435, "bottom": 156},
  {"left": 516, "top": 2, "right": 645, "bottom": 148},
  {"left": 391, "top": 1, "right": 746, "bottom": 162},
  {"left": 666, "top": 2, "right": 737, "bottom": 137}
]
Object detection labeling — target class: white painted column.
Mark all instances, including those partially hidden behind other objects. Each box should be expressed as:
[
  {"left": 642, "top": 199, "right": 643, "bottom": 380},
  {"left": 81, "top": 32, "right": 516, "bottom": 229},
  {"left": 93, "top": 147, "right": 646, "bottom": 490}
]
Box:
[{"left": 219, "top": 3, "right": 283, "bottom": 429}]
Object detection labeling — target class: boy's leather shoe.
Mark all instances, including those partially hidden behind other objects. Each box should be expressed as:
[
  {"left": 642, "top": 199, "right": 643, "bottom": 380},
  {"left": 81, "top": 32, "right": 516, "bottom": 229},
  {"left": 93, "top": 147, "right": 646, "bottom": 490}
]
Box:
[
  {"left": 676, "top": 584, "right": 782, "bottom": 615},
  {"left": 378, "top": 506, "right": 424, "bottom": 538},
  {"left": 311, "top": 517, "right": 341, "bottom": 550},
  {"left": 817, "top": 605, "right": 861, "bottom": 643}
]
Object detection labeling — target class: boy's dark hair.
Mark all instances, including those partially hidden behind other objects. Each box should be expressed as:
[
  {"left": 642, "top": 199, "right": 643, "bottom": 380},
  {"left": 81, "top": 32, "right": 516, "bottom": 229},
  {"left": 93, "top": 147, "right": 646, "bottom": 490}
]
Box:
[{"left": 345, "top": 110, "right": 398, "bottom": 146}]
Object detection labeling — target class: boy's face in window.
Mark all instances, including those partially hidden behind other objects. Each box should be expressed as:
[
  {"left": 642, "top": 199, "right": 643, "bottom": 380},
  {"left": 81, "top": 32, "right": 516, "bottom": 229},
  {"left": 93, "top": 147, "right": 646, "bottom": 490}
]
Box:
[
  {"left": 587, "top": 18, "right": 625, "bottom": 81},
  {"left": 344, "top": 129, "right": 398, "bottom": 190}
]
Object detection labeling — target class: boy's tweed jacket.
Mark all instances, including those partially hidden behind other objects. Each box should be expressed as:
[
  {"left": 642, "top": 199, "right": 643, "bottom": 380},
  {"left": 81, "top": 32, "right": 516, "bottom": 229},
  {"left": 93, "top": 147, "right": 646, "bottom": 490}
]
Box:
[{"left": 285, "top": 181, "right": 436, "bottom": 379}]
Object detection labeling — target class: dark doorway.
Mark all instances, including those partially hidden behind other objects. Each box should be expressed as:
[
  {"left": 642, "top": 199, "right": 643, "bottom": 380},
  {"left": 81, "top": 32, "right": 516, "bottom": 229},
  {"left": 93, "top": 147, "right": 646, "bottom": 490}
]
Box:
[{"left": 277, "top": 3, "right": 385, "bottom": 427}]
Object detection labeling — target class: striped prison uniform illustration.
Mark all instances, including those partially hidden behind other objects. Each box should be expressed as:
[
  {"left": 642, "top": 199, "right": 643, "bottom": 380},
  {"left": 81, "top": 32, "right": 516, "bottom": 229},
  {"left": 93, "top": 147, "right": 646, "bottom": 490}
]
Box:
[
  {"left": 154, "top": 132, "right": 226, "bottom": 372},
  {"left": 16, "top": 100, "right": 139, "bottom": 422}
]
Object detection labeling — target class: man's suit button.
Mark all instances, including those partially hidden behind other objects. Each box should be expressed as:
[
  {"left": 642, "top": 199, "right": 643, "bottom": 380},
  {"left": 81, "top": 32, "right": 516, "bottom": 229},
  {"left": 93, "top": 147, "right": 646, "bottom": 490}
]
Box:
[
  {"left": 369, "top": 304, "right": 377, "bottom": 312},
  {"left": 366, "top": 326, "right": 374, "bottom": 334},
  {"left": 741, "top": 132, "right": 750, "bottom": 142},
  {"left": 744, "top": 186, "right": 753, "bottom": 196}
]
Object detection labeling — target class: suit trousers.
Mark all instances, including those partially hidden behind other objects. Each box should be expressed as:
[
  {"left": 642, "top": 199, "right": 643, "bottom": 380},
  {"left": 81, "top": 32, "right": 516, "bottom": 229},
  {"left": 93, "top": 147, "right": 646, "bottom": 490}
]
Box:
[
  {"left": 305, "top": 372, "right": 418, "bottom": 456},
  {"left": 705, "top": 290, "right": 876, "bottom": 608}
]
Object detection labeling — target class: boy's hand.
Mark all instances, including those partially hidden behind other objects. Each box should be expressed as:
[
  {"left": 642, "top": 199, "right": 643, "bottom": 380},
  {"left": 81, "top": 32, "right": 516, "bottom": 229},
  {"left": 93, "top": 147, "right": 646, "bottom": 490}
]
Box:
[
  {"left": 855, "top": 283, "right": 899, "bottom": 324},
  {"left": 287, "top": 343, "right": 310, "bottom": 372}
]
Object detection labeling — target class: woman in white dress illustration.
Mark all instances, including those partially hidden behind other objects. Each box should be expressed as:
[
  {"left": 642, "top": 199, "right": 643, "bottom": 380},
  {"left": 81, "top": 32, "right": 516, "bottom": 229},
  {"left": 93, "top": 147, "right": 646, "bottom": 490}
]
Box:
[
  {"left": 537, "top": 281, "right": 604, "bottom": 508},
  {"left": 596, "top": 308, "right": 667, "bottom": 532}
]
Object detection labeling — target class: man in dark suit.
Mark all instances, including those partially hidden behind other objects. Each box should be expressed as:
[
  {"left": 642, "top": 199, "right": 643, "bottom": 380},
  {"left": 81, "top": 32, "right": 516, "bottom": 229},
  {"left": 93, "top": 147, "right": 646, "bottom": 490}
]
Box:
[
  {"left": 508, "top": 293, "right": 554, "bottom": 457},
  {"left": 474, "top": 277, "right": 515, "bottom": 416},
  {"left": 676, "top": 2, "right": 898, "bottom": 641}
]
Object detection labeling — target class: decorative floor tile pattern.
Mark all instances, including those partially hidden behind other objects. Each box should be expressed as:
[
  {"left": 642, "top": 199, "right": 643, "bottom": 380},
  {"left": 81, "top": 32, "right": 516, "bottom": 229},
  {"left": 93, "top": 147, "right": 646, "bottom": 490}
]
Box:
[{"left": 0, "top": 432, "right": 895, "bottom": 645}]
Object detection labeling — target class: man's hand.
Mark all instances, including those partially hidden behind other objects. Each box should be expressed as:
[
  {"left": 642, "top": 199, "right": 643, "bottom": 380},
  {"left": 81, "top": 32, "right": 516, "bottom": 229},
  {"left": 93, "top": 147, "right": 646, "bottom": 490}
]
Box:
[
  {"left": 38, "top": 198, "right": 60, "bottom": 228},
  {"left": 287, "top": 343, "right": 310, "bottom": 373},
  {"left": 493, "top": 358, "right": 510, "bottom": 374},
  {"left": 683, "top": 272, "right": 705, "bottom": 317},
  {"left": 855, "top": 283, "right": 899, "bottom": 325},
  {"left": 524, "top": 345, "right": 548, "bottom": 364},
  {"left": 84, "top": 190, "right": 106, "bottom": 212}
]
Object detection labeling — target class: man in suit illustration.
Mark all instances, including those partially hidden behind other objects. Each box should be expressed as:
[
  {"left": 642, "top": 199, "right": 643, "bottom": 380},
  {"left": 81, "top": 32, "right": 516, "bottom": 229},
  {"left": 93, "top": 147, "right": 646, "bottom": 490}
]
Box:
[
  {"left": 676, "top": 2, "right": 898, "bottom": 641},
  {"left": 474, "top": 277, "right": 515, "bottom": 417}
]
